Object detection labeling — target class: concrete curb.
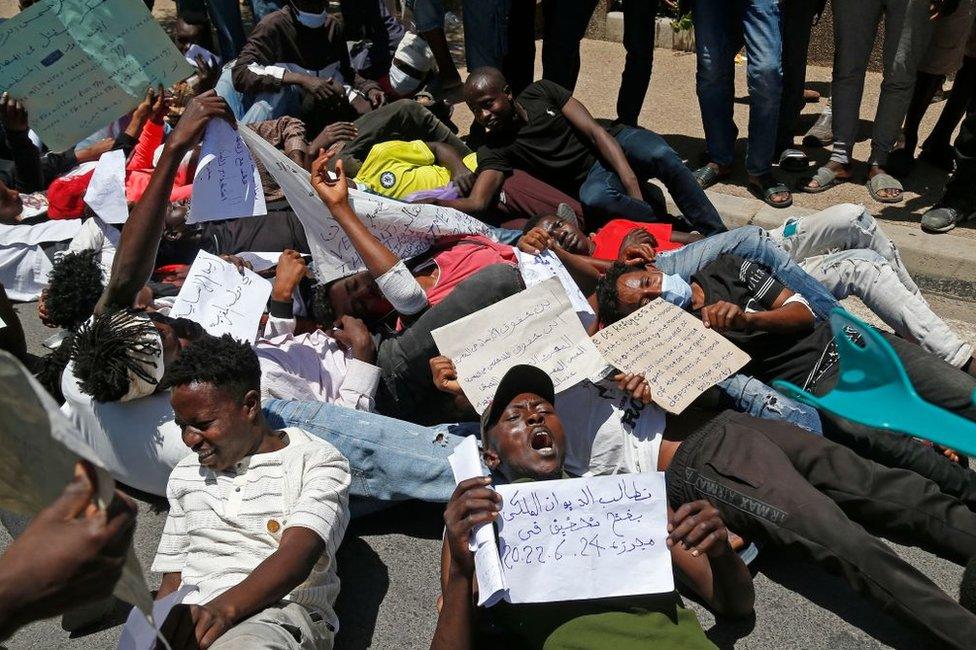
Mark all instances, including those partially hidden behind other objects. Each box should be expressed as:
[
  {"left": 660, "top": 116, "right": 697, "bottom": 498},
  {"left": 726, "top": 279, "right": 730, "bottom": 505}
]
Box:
[
  {"left": 605, "top": 13, "right": 696, "bottom": 51},
  {"left": 650, "top": 180, "right": 976, "bottom": 301}
]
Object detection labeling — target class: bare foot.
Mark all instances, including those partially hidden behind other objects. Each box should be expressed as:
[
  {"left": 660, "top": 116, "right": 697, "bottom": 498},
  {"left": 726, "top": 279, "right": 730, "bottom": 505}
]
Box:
[{"left": 803, "top": 161, "right": 852, "bottom": 191}]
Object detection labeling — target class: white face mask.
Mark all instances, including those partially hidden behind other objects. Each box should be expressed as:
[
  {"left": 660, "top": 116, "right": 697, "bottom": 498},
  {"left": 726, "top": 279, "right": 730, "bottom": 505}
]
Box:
[
  {"left": 294, "top": 6, "right": 327, "bottom": 28},
  {"left": 660, "top": 272, "right": 693, "bottom": 309}
]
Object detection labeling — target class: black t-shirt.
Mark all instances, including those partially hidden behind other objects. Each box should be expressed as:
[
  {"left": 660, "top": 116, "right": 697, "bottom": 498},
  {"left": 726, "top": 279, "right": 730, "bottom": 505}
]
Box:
[
  {"left": 476, "top": 80, "right": 604, "bottom": 198},
  {"left": 201, "top": 210, "right": 311, "bottom": 256},
  {"left": 691, "top": 255, "right": 834, "bottom": 387}
]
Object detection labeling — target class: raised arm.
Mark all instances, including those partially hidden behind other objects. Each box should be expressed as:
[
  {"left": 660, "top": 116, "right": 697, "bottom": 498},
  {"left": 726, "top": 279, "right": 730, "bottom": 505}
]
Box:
[
  {"left": 0, "top": 93, "right": 43, "bottom": 193},
  {"left": 96, "top": 91, "right": 234, "bottom": 314},
  {"left": 310, "top": 147, "right": 401, "bottom": 277},
  {"left": 561, "top": 98, "right": 643, "bottom": 201},
  {"left": 432, "top": 477, "right": 499, "bottom": 650}
]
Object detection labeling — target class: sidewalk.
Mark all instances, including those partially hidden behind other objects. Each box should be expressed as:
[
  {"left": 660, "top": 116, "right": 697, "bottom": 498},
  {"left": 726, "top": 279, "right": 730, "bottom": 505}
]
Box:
[{"left": 453, "top": 38, "right": 976, "bottom": 299}]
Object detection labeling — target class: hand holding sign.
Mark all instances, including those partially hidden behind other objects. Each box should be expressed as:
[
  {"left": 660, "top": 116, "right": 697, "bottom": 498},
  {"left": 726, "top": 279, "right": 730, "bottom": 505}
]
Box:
[
  {"left": 592, "top": 298, "right": 750, "bottom": 414},
  {"left": 493, "top": 473, "right": 673, "bottom": 604},
  {"left": 188, "top": 112, "right": 265, "bottom": 223},
  {"left": 170, "top": 251, "right": 271, "bottom": 343}
]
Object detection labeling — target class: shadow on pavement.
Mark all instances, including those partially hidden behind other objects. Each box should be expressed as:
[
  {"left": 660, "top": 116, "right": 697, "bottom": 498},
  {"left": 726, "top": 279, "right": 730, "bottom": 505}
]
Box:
[
  {"left": 334, "top": 537, "right": 391, "bottom": 650},
  {"left": 756, "top": 551, "right": 941, "bottom": 649}
]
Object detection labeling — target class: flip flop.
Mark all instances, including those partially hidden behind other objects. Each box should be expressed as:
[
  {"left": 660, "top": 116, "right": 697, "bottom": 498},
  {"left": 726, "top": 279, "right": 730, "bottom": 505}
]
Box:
[
  {"left": 692, "top": 165, "right": 729, "bottom": 190},
  {"left": 778, "top": 148, "right": 810, "bottom": 173},
  {"left": 749, "top": 175, "right": 793, "bottom": 208},
  {"left": 867, "top": 172, "right": 904, "bottom": 204},
  {"left": 799, "top": 165, "right": 849, "bottom": 194}
]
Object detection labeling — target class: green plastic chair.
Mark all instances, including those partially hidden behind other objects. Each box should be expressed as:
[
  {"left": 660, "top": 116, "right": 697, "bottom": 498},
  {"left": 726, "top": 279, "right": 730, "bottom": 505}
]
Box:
[{"left": 772, "top": 308, "right": 976, "bottom": 457}]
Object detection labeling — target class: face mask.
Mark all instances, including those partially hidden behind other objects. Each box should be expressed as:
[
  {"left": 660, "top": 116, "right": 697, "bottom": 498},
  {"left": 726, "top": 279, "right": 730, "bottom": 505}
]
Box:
[
  {"left": 660, "top": 272, "right": 692, "bottom": 309},
  {"left": 294, "top": 7, "right": 327, "bottom": 28}
]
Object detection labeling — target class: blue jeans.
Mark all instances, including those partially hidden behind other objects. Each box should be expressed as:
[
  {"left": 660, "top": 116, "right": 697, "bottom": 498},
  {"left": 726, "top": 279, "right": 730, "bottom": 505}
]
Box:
[
  {"left": 693, "top": 0, "right": 783, "bottom": 176},
  {"left": 489, "top": 227, "right": 524, "bottom": 245},
  {"left": 462, "top": 0, "right": 510, "bottom": 69},
  {"left": 206, "top": 0, "right": 247, "bottom": 61},
  {"left": 215, "top": 65, "right": 301, "bottom": 124},
  {"left": 249, "top": 0, "right": 283, "bottom": 21},
  {"left": 263, "top": 399, "right": 479, "bottom": 517},
  {"left": 578, "top": 126, "right": 728, "bottom": 236},
  {"left": 656, "top": 225, "right": 840, "bottom": 433},
  {"left": 408, "top": 0, "right": 446, "bottom": 32}
]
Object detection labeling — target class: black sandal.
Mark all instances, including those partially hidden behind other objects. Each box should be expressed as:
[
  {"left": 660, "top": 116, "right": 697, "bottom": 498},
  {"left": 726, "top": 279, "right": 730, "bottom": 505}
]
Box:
[
  {"left": 749, "top": 175, "right": 793, "bottom": 208},
  {"left": 692, "top": 165, "right": 729, "bottom": 190}
]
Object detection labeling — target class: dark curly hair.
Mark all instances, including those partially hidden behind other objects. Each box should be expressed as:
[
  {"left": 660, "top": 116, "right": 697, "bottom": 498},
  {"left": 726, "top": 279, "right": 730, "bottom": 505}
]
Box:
[
  {"left": 596, "top": 261, "right": 643, "bottom": 326},
  {"left": 46, "top": 250, "right": 104, "bottom": 331},
  {"left": 35, "top": 333, "right": 75, "bottom": 404},
  {"left": 521, "top": 213, "right": 552, "bottom": 234},
  {"left": 161, "top": 333, "right": 259, "bottom": 400},
  {"left": 311, "top": 276, "right": 349, "bottom": 327},
  {"left": 71, "top": 309, "right": 162, "bottom": 402}
]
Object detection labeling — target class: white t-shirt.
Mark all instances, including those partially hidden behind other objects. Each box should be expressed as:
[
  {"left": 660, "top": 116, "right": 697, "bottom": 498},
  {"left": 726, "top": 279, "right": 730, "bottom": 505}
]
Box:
[
  {"left": 151, "top": 427, "right": 351, "bottom": 632},
  {"left": 60, "top": 362, "right": 188, "bottom": 496},
  {"left": 555, "top": 379, "right": 667, "bottom": 477},
  {"left": 66, "top": 216, "right": 120, "bottom": 274}
]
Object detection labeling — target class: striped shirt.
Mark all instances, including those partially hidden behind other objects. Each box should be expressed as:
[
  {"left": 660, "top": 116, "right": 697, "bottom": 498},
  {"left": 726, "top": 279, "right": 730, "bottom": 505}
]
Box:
[{"left": 151, "top": 427, "right": 351, "bottom": 632}]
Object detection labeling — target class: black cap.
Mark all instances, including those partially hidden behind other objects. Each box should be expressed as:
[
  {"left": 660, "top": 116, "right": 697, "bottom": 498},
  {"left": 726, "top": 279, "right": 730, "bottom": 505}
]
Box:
[{"left": 480, "top": 365, "right": 555, "bottom": 436}]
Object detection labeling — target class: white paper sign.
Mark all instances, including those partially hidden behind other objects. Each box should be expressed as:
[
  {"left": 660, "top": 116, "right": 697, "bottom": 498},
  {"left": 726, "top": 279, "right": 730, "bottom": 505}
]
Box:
[
  {"left": 169, "top": 251, "right": 272, "bottom": 342},
  {"left": 118, "top": 585, "right": 197, "bottom": 650},
  {"left": 493, "top": 473, "right": 673, "bottom": 603},
  {"left": 448, "top": 436, "right": 492, "bottom": 552},
  {"left": 184, "top": 44, "right": 220, "bottom": 68},
  {"left": 448, "top": 436, "right": 508, "bottom": 605},
  {"left": 235, "top": 251, "right": 282, "bottom": 273},
  {"left": 239, "top": 127, "right": 493, "bottom": 282},
  {"left": 431, "top": 278, "right": 607, "bottom": 414},
  {"left": 515, "top": 249, "right": 596, "bottom": 330},
  {"left": 189, "top": 120, "right": 267, "bottom": 223},
  {"left": 84, "top": 149, "right": 129, "bottom": 224},
  {"left": 591, "top": 298, "right": 750, "bottom": 414}
]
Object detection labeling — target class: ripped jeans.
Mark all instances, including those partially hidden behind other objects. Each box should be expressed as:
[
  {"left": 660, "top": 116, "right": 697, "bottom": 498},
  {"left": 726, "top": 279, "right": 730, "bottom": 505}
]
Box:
[
  {"left": 655, "top": 224, "right": 838, "bottom": 432},
  {"left": 263, "top": 399, "right": 479, "bottom": 517},
  {"left": 768, "top": 203, "right": 973, "bottom": 368}
]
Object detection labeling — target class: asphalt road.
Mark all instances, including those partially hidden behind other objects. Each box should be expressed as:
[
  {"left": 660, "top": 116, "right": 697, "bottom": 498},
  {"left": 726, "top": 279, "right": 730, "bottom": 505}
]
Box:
[
  {"left": 0, "top": 2, "right": 974, "bottom": 645},
  {"left": 2, "top": 292, "right": 975, "bottom": 649}
]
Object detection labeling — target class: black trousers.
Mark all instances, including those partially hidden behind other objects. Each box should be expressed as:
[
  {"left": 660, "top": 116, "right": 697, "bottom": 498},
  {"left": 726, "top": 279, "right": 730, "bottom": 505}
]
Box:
[
  {"left": 945, "top": 108, "right": 976, "bottom": 207},
  {"left": 540, "top": 0, "right": 599, "bottom": 92},
  {"left": 375, "top": 264, "right": 525, "bottom": 424},
  {"left": 667, "top": 410, "right": 976, "bottom": 648},
  {"left": 339, "top": 100, "right": 469, "bottom": 178},
  {"left": 616, "top": 0, "right": 660, "bottom": 126},
  {"left": 811, "top": 332, "right": 976, "bottom": 510},
  {"left": 775, "top": 0, "right": 820, "bottom": 155}
]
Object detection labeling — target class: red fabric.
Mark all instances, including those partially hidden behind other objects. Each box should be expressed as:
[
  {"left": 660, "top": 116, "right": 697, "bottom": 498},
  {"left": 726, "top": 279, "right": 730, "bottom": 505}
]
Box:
[
  {"left": 590, "top": 219, "right": 683, "bottom": 260},
  {"left": 46, "top": 167, "right": 95, "bottom": 219},
  {"left": 424, "top": 235, "right": 518, "bottom": 306},
  {"left": 124, "top": 120, "right": 194, "bottom": 203},
  {"left": 47, "top": 121, "right": 193, "bottom": 219}
]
